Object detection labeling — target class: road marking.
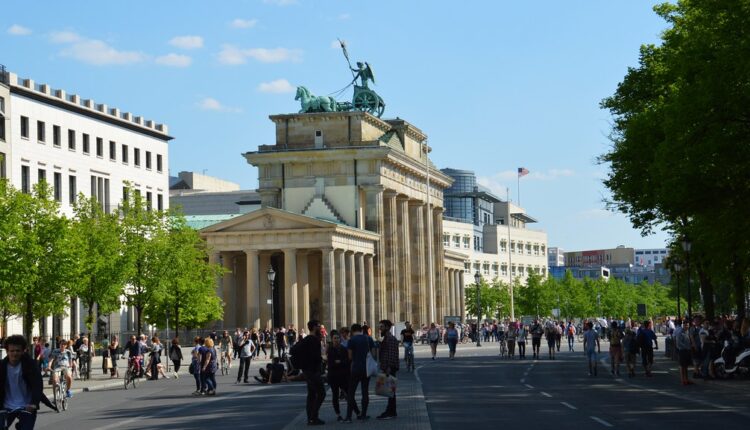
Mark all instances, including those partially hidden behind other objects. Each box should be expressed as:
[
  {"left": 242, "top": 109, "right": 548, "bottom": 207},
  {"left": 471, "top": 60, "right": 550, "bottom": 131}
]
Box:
[
  {"left": 590, "top": 416, "right": 613, "bottom": 427},
  {"left": 561, "top": 402, "right": 577, "bottom": 410},
  {"left": 540, "top": 391, "right": 552, "bottom": 398},
  {"left": 524, "top": 383, "right": 534, "bottom": 389},
  {"left": 414, "top": 364, "right": 423, "bottom": 385}
]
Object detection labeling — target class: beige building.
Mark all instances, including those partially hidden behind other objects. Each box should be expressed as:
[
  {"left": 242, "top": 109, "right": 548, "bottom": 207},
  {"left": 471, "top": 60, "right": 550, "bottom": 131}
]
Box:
[
  {"left": 564, "top": 246, "right": 635, "bottom": 267},
  {"left": 200, "top": 112, "right": 467, "bottom": 332}
]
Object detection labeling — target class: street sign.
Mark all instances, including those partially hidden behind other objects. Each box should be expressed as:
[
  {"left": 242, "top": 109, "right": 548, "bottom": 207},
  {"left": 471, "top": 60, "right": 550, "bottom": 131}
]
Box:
[{"left": 637, "top": 303, "right": 647, "bottom": 316}]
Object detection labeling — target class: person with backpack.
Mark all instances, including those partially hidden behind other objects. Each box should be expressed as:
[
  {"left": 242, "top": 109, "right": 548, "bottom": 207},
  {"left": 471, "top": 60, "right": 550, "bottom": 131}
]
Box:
[
  {"left": 545, "top": 323, "right": 557, "bottom": 360},
  {"left": 566, "top": 321, "right": 576, "bottom": 351},
  {"left": 530, "top": 320, "right": 544, "bottom": 359},
  {"left": 608, "top": 321, "right": 624, "bottom": 376},
  {"left": 291, "top": 320, "right": 326, "bottom": 426},
  {"left": 637, "top": 320, "right": 658, "bottom": 377}
]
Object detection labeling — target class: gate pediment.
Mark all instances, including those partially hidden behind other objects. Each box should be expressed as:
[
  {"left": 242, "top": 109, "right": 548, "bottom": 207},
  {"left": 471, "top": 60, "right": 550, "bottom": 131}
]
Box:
[{"left": 200, "top": 207, "right": 336, "bottom": 233}]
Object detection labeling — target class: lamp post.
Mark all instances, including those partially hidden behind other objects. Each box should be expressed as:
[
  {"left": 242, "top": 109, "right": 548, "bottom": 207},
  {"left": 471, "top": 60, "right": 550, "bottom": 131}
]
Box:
[
  {"left": 474, "top": 271, "right": 482, "bottom": 347},
  {"left": 674, "top": 262, "right": 682, "bottom": 319},
  {"left": 267, "top": 266, "right": 276, "bottom": 359},
  {"left": 682, "top": 238, "right": 692, "bottom": 320}
]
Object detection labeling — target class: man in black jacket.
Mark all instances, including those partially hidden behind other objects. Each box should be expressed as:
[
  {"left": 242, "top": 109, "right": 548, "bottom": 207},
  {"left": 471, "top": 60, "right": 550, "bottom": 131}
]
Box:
[
  {"left": 297, "top": 320, "right": 325, "bottom": 426},
  {"left": 0, "top": 335, "right": 56, "bottom": 429}
]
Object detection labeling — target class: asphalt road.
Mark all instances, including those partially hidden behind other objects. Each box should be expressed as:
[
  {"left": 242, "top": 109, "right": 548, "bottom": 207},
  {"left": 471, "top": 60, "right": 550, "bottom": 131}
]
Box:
[
  {"left": 417, "top": 338, "right": 750, "bottom": 430},
  {"left": 29, "top": 338, "right": 750, "bottom": 429}
]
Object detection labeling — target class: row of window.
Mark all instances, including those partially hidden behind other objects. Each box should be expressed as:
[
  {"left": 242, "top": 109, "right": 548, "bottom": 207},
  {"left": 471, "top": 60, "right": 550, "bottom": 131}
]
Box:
[
  {"left": 464, "top": 260, "right": 547, "bottom": 277},
  {"left": 18, "top": 116, "right": 163, "bottom": 172},
  {"left": 19, "top": 165, "right": 163, "bottom": 211},
  {"left": 502, "top": 240, "right": 546, "bottom": 256}
]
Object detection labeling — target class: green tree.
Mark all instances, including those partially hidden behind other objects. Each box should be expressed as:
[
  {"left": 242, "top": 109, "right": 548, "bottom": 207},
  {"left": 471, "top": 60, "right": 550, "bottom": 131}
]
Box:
[
  {"left": 599, "top": 1, "right": 750, "bottom": 319},
  {"left": 517, "top": 273, "right": 554, "bottom": 317},
  {"left": 70, "top": 195, "right": 127, "bottom": 332},
  {"left": 0, "top": 180, "right": 27, "bottom": 329},
  {"left": 15, "top": 183, "right": 78, "bottom": 339},
  {"left": 145, "top": 214, "right": 223, "bottom": 335},
  {"left": 464, "top": 279, "right": 504, "bottom": 322}
]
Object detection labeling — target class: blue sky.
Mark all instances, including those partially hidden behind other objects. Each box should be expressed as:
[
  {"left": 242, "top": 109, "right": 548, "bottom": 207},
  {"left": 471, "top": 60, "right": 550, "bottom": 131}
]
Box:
[{"left": 1, "top": 0, "right": 671, "bottom": 251}]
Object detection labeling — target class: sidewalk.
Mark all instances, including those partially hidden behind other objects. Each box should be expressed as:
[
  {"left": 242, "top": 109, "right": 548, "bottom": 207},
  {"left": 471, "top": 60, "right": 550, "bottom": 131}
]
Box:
[
  {"left": 43, "top": 346, "right": 195, "bottom": 395},
  {"left": 282, "top": 369, "right": 431, "bottom": 430}
]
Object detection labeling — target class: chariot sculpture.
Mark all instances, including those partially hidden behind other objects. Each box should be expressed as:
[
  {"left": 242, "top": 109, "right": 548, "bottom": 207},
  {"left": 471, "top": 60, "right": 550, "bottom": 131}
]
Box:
[{"left": 295, "top": 39, "right": 386, "bottom": 118}]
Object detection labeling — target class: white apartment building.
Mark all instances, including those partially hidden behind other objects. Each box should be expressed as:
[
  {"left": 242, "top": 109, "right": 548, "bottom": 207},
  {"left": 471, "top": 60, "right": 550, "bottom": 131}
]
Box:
[
  {"left": 0, "top": 66, "right": 172, "bottom": 337},
  {"left": 634, "top": 248, "right": 669, "bottom": 268},
  {"left": 443, "top": 202, "right": 548, "bottom": 285},
  {"left": 548, "top": 246, "right": 565, "bottom": 267}
]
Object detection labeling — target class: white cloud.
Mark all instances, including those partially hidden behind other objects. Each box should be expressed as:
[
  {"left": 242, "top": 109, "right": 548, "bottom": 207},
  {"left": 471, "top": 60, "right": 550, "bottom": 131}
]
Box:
[
  {"left": 338, "top": 13, "right": 351, "bottom": 20},
  {"left": 50, "top": 31, "right": 82, "bottom": 44},
  {"left": 60, "top": 40, "right": 146, "bottom": 66},
  {"left": 263, "top": 0, "right": 298, "bottom": 5},
  {"left": 7, "top": 24, "right": 31, "bottom": 36},
  {"left": 217, "top": 45, "right": 302, "bottom": 65},
  {"left": 230, "top": 18, "right": 258, "bottom": 29},
  {"left": 155, "top": 53, "right": 192, "bottom": 67},
  {"left": 196, "top": 97, "right": 241, "bottom": 113},
  {"left": 258, "top": 79, "right": 294, "bottom": 94},
  {"left": 168, "top": 35, "right": 203, "bottom": 50}
]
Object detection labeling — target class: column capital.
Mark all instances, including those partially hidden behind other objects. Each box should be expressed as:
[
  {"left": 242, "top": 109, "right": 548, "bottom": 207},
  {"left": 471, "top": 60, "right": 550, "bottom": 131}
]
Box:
[
  {"left": 242, "top": 248, "right": 259, "bottom": 256},
  {"left": 282, "top": 248, "right": 297, "bottom": 255},
  {"left": 383, "top": 189, "right": 399, "bottom": 199},
  {"left": 360, "top": 184, "right": 385, "bottom": 193}
]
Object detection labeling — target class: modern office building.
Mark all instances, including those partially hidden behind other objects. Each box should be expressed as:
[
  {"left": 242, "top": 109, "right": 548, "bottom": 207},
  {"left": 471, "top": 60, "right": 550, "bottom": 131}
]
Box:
[
  {"left": 0, "top": 65, "right": 172, "bottom": 337},
  {"left": 634, "top": 248, "right": 669, "bottom": 268},
  {"left": 564, "top": 246, "right": 635, "bottom": 268},
  {"left": 441, "top": 168, "right": 548, "bottom": 286},
  {"left": 548, "top": 246, "right": 565, "bottom": 267}
]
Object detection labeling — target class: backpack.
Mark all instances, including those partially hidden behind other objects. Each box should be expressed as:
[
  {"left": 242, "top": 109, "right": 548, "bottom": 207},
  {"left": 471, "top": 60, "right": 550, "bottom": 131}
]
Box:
[
  {"left": 289, "top": 339, "right": 310, "bottom": 370},
  {"left": 568, "top": 326, "right": 575, "bottom": 336}
]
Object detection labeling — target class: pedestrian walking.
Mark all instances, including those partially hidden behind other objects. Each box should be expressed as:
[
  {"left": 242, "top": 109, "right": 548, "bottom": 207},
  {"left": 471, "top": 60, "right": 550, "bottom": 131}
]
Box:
[
  {"left": 517, "top": 324, "right": 528, "bottom": 359},
  {"left": 427, "top": 323, "right": 440, "bottom": 360},
  {"left": 566, "top": 321, "right": 576, "bottom": 351},
  {"left": 236, "top": 331, "right": 255, "bottom": 383},
  {"left": 623, "top": 322, "right": 638, "bottom": 377},
  {"left": 637, "top": 320, "right": 658, "bottom": 377},
  {"left": 108, "top": 336, "right": 119, "bottom": 378},
  {"left": 293, "top": 320, "right": 326, "bottom": 426},
  {"left": 583, "top": 321, "right": 601, "bottom": 376},
  {"left": 376, "top": 320, "right": 399, "bottom": 420},
  {"left": 530, "top": 320, "right": 543, "bottom": 359},
  {"left": 507, "top": 322, "right": 518, "bottom": 358},
  {"left": 345, "top": 324, "right": 375, "bottom": 422},
  {"left": 287, "top": 324, "right": 297, "bottom": 349},
  {"left": 200, "top": 337, "right": 218, "bottom": 395},
  {"left": 545, "top": 323, "right": 557, "bottom": 360},
  {"left": 190, "top": 337, "right": 203, "bottom": 395},
  {"left": 169, "top": 337, "right": 183, "bottom": 378},
  {"left": 326, "top": 332, "right": 350, "bottom": 421},
  {"left": 276, "top": 327, "right": 287, "bottom": 358},
  {"left": 608, "top": 322, "right": 624, "bottom": 376},
  {"left": 674, "top": 320, "right": 694, "bottom": 385},
  {"left": 444, "top": 322, "right": 459, "bottom": 360}
]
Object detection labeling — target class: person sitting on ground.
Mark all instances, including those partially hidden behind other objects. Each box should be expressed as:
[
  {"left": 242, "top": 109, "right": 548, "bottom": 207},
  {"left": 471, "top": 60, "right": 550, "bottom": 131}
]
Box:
[{"left": 255, "top": 357, "right": 288, "bottom": 384}]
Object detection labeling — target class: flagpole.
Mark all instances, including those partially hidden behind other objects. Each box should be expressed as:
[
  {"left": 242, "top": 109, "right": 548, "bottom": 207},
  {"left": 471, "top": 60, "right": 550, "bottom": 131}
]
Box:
[
  {"left": 507, "top": 187, "right": 515, "bottom": 321},
  {"left": 517, "top": 174, "right": 520, "bottom": 206}
]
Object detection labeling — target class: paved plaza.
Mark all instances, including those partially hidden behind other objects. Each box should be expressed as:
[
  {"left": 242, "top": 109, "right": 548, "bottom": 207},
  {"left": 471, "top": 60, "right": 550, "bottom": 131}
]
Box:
[{"left": 27, "top": 337, "right": 750, "bottom": 429}]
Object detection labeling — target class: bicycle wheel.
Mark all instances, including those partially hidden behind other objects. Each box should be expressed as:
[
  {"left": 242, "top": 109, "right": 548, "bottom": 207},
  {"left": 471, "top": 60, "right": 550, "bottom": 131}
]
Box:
[
  {"left": 124, "top": 369, "right": 131, "bottom": 390},
  {"left": 61, "top": 381, "right": 69, "bottom": 411},
  {"left": 132, "top": 371, "right": 138, "bottom": 388},
  {"left": 54, "top": 384, "right": 62, "bottom": 412}
]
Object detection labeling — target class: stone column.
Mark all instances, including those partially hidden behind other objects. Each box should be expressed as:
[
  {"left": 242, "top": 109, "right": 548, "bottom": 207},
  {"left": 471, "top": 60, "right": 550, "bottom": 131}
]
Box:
[
  {"left": 365, "top": 254, "right": 375, "bottom": 325},
  {"left": 455, "top": 270, "right": 462, "bottom": 319},
  {"left": 459, "top": 271, "right": 466, "bottom": 321},
  {"left": 346, "top": 251, "right": 357, "bottom": 324},
  {"left": 243, "top": 249, "right": 260, "bottom": 329},
  {"left": 433, "top": 208, "right": 445, "bottom": 322},
  {"left": 298, "top": 252, "right": 310, "bottom": 329},
  {"left": 447, "top": 268, "right": 454, "bottom": 316},
  {"left": 259, "top": 253, "right": 272, "bottom": 329},
  {"left": 258, "top": 187, "right": 281, "bottom": 208},
  {"left": 424, "top": 204, "right": 436, "bottom": 323},
  {"left": 321, "top": 248, "right": 336, "bottom": 331},
  {"left": 336, "top": 249, "right": 347, "bottom": 327},
  {"left": 356, "top": 253, "right": 366, "bottom": 324},
  {"left": 383, "top": 190, "right": 399, "bottom": 321},
  {"left": 283, "top": 249, "right": 298, "bottom": 330},
  {"left": 362, "top": 185, "right": 386, "bottom": 319},
  {"left": 222, "top": 253, "right": 235, "bottom": 329},
  {"left": 409, "top": 201, "right": 427, "bottom": 326},
  {"left": 397, "top": 196, "right": 411, "bottom": 323}
]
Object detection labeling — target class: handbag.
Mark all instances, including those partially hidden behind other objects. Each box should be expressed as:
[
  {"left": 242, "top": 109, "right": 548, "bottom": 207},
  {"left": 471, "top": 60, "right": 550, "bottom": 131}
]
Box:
[
  {"left": 104, "top": 357, "right": 113, "bottom": 370},
  {"left": 366, "top": 352, "right": 378, "bottom": 377},
  {"left": 374, "top": 372, "right": 397, "bottom": 398},
  {"left": 188, "top": 362, "right": 195, "bottom": 375}
]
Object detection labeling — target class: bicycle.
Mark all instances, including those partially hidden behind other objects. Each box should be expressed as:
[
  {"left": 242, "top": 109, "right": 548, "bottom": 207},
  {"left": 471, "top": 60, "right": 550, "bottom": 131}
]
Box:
[
  {"left": 498, "top": 335, "right": 508, "bottom": 358},
  {"left": 78, "top": 353, "right": 90, "bottom": 381},
  {"left": 124, "top": 356, "right": 140, "bottom": 390},
  {"left": 403, "top": 342, "right": 415, "bottom": 372},
  {"left": 0, "top": 408, "right": 34, "bottom": 429},
  {"left": 50, "top": 368, "right": 69, "bottom": 412}
]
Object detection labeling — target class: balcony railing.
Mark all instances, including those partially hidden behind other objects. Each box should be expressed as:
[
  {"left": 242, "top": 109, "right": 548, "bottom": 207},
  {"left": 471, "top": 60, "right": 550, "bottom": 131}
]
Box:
[{"left": 0, "top": 64, "right": 8, "bottom": 86}]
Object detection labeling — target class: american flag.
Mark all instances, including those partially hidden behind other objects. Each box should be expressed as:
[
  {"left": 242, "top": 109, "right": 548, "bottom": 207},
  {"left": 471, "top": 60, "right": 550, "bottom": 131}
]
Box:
[{"left": 518, "top": 167, "right": 529, "bottom": 177}]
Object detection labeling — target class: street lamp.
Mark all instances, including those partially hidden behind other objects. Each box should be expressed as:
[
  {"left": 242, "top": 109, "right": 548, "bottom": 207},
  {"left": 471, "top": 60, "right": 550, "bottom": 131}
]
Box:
[
  {"left": 682, "top": 238, "right": 692, "bottom": 320},
  {"left": 474, "top": 271, "right": 482, "bottom": 347},
  {"left": 267, "top": 266, "right": 276, "bottom": 358},
  {"left": 674, "top": 262, "right": 682, "bottom": 319}
]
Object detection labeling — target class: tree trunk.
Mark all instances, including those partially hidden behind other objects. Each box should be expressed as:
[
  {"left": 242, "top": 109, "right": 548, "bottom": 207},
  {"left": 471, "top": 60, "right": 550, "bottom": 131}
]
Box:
[
  {"left": 135, "top": 305, "right": 142, "bottom": 335},
  {"left": 86, "top": 300, "right": 95, "bottom": 333},
  {"left": 697, "top": 265, "right": 714, "bottom": 320},
  {"left": 173, "top": 304, "right": 180, "bottom": 340},
  {"left": 24, "top": 295, "right": 34, "bottom": 341},
  {"left": 732, "top": 261, "right": 746, "bottom": 320}
]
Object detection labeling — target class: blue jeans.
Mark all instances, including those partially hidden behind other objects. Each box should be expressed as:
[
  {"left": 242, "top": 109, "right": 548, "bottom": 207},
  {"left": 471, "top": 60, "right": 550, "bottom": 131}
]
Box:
[
  {"left": 193, "top": 369, "right": 201, "bottom": 391},
  {"left": 201, "top": 371, "right": 216, "bottom": 391}
]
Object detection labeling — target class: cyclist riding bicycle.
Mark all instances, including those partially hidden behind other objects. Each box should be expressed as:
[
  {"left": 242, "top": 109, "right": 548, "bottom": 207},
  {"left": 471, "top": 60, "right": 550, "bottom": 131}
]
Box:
[
  {"left": 400, "top": 321, "right": 416, "bottom": 369},
  {"left": 219, "top": 331, "right": 233, "bottom": 370},
  {"left": 47, "top": 339, "right": 75, "bottom": 399},
  {"left": 123, "top": 335, "right": 145, "bottom": 378}
]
